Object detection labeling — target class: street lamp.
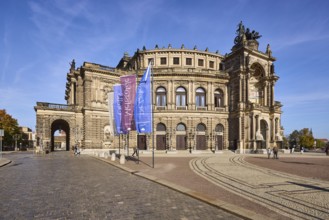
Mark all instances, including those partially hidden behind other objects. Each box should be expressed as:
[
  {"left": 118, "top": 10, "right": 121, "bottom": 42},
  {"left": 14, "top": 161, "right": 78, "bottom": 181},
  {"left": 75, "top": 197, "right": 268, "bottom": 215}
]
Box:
[
  {"left": 213, "top": 129, "right": 217, "bottom": 152},
  {"left": 166, "top": 128, "right": 174, "bottom": 152},
  {"left": 188, "top": 129, "right": 194, "bottom": 153},
  {"left": 0, "top": 116, "right": 3, "bottom": 158},
  {"left": 127, "top": 128, "right": 131, "bottom": 156},
  {"left": 14, "top": 134, "right": 20, "bottom": 151}
]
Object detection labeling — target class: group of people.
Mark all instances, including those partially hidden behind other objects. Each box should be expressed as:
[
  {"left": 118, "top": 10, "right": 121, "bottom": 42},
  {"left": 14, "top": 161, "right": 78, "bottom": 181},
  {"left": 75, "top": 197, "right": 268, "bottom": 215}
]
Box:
[
  {"left": 267, "top": 147, "right": 279, "bottom": 159},
  {"left": 267, "top": 144, "right": 329, "bottom": 158}
]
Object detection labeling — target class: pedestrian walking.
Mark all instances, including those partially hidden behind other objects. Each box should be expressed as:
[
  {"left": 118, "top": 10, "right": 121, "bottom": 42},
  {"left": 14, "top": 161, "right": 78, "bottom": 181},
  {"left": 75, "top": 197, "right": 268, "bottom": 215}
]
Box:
[
  {"left": 74, "top": 145, "right": 80, "bottom": 156},
  {"left": 273, "top": 147, "right": 278, "bottom": 159},
  {"left": 325, "top": 144, "right": 329, "bottom": 156},
  {"left": 267, "top": 147, "right": 272, "bottom": 159},
  {"left": 132, "top": 147, "right": 138, "bottom": 157}
]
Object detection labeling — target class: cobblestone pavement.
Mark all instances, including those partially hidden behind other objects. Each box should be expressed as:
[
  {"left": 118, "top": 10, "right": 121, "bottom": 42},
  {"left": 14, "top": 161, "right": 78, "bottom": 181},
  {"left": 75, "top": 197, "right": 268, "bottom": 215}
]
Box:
[
  {"left": 191, "top": 154, "right": 329, "bottom": 220},
  {"left": 0, "top": 152, "right": 242, "bottom": 220}
]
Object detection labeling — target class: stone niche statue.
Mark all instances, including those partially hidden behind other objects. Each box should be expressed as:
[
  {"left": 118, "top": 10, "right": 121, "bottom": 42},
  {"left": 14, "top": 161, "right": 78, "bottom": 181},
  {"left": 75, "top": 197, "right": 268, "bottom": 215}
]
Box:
[{"left": 103, "top": 126, "right": 114, "bottom": 148}]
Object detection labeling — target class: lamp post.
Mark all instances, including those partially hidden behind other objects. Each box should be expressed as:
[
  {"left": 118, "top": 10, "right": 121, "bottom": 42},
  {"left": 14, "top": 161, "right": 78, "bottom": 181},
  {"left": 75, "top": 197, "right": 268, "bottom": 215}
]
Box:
[
  {"left": 213, "top": 129, "right": 216, "bottom": 152},
  {"left": 209, "top": 132, "right": 213, "bottom": 152},
  {"left": 0, "top": 129, "right": 3, "bottom": 159},
  {"left": 166, "top": 128, "right": 173, "bottom": 152},
  {"left": 188, "top": 129, "right": 194, "bottom": 153},
  {"left": 172, "top": 128, "right": 175, "bottom": 151},
  {"left": 0, "top": 116, "right": 3, "bottom": 158},
  {"left": 14, "top": 134, "right": 19, "bottom": 151},
  {"left": 127, "top": 128, "right": 131, "bottom": 156}
]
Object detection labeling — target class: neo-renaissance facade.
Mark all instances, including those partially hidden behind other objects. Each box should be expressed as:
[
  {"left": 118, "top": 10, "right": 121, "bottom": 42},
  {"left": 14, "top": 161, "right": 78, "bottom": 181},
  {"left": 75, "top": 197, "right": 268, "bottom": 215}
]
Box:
[{"left": 35, "top": 22, "right": 283, "bottom": 154}]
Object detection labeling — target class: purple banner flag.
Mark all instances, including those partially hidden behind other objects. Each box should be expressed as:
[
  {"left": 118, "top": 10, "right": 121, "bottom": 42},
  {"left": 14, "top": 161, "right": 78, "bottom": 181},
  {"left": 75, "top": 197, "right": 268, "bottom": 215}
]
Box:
[
  {"left": 134, "top": 65, "right": 152, "bottom": 133},
  {"left": 120, "top": 75, "right": 136, "bottom": 133}
]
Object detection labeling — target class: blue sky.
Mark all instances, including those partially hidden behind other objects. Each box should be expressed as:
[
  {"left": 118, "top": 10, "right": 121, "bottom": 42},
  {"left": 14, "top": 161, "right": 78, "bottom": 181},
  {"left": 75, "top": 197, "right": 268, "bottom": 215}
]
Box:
[{"left": 1, "top": 0, "right": 329, "bottom": 139}]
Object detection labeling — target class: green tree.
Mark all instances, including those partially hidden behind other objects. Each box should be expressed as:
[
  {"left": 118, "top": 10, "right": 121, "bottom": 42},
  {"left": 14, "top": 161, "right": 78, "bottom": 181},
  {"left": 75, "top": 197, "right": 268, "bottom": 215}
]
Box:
[
  {"left": 299, "top": 128, "right": 314, "bottom": 148},
  {"left": 282, "top": 136, "right": 289, "bottom": 149},
  {"left": 315, "top": 139, "right": 326, "bottom": 148},
  {"left": 0, "top": 109, "right": 20, "bottom": 147},
  {"left": 288, "top": 130, "right": 299, "bottom": 147},
  {"left": 288, "top": 128, "right": 315, "bottom": 149}
]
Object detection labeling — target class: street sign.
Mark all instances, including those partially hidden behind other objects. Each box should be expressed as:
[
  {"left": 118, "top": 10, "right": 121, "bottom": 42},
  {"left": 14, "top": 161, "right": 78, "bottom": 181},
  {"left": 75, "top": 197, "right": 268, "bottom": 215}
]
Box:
[{"left": 0, "top": 129, "right": 4, "bottom": 136}]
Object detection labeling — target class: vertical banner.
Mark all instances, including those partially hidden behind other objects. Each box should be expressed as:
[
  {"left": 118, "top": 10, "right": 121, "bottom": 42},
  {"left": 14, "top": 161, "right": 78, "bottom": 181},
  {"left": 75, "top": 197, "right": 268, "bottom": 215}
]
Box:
[
  {"left": 113, "top": 84, "right": 124, "bottom": 135},
  {"left": 120, "top": 75, "right": 136, "bottom": 133},
  {"left": 134, "top": 65, "right": 152, "bottom": 133},
  {"left": 108, "top": 91, "right": 115, "bottom": 136}
]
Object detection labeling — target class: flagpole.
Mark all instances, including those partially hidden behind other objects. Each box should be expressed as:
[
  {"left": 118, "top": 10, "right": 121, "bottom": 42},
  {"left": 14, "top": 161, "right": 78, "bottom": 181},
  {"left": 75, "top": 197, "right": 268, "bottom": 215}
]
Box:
[{"left": 151, "top": 63, "right": 155, "bottom": 168}]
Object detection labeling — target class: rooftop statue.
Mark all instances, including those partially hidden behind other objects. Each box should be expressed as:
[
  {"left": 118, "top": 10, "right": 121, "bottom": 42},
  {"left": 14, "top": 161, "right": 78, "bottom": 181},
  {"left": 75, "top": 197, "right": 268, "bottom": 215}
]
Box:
[{"left": 234, "top": 21, "right": 262, "bottom": 45}]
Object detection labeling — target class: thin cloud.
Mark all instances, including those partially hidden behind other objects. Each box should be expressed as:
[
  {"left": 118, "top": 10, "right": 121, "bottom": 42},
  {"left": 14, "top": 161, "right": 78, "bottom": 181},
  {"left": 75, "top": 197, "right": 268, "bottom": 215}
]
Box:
[
  {"left": 279, "top": 92, "right": 329, "bottom": 108},
  {"left": 274, "top": 33, "right": 329, "bottom": 51}
]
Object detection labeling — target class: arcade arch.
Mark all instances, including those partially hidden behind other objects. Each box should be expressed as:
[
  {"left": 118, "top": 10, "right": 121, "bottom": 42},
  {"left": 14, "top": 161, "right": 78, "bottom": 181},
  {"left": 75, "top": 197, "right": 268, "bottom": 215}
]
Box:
[
  {"left": 196, "top": 123, "right": 207, "bottom": 150},
  {"left": 50, "top": 119, "right": 70, "bottom": 152},
  {"left": 176, "top": 123, "right": 187, "bottom": 150},
  {"left": 156, "top": 123, "right": 167, "bottom": 150}
]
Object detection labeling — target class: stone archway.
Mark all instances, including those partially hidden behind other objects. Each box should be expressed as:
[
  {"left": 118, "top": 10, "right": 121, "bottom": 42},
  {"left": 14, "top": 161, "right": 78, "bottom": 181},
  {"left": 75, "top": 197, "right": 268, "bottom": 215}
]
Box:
[
  {"left": 51, "top": 119, "right": 70, "bottom": 152},
  {"left": 196, "top": 123, "right": 207, "bottom": 150},
  {"left": 260, "top": 120, "right": 268, "bottom": 149},
  {"left": 156, "top": 123, "right": 166, "bottom": 150},
  {"left": 215, "top": 124, "right": 224, "bottom": 150}
]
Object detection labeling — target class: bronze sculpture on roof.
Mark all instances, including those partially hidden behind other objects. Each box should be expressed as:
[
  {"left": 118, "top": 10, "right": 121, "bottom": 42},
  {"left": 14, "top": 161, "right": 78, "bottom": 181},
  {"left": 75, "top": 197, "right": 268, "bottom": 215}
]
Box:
[{"left": 234, "top": 21, "right": 262, "bottom": 45}]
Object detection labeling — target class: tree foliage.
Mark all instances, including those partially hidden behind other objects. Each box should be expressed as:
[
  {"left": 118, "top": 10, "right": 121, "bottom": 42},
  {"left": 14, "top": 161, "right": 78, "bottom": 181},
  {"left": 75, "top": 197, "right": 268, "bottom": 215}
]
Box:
[
  {"left": 288, "top": 128, "right": 315, "bottom": 149},
  {"left": 0, "top": 109, "right": 20, "bottom": 146},
  {"left": 315, "top": 139, "right": 326, "bottom": 148}
]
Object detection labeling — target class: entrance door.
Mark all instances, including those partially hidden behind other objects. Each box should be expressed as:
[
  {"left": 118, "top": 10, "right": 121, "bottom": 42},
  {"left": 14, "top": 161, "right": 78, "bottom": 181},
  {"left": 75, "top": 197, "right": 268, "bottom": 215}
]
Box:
[
  {"left": 176, "top": 135, "right": 186, "bottom": 150},
  {"left": 156, "top": 135, "right": 166, "bottom": 150},
  {"left": 216, "top": 135, "right": 223, "bottom": 150},
  {"left": 137, "top": 135, "right": 147, "bottom": 150},
  {"left": 196, "top": 135, "right": 207, "bottom": 150}
]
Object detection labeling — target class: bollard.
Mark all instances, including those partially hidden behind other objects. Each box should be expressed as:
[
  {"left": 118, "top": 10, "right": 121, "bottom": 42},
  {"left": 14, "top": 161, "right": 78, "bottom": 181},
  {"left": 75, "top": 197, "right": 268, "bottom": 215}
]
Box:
[
  {"left": 111, "top": 152, "right": 116, "bottom": 161},
  {"left": 120, "top": 154, "right": 125, "bottom": 164}
]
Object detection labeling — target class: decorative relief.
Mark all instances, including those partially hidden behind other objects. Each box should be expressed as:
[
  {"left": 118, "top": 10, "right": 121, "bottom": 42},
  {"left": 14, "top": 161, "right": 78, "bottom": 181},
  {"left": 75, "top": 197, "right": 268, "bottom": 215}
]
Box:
[
  {"left": 154, "top": 81, "right": 167, "bottom": 86},
  {"left": 175, "top": 80, "right": 189, "bottom": 85},
  {"left": 195, "top": 82, "right": 208, "bottom": 88}
]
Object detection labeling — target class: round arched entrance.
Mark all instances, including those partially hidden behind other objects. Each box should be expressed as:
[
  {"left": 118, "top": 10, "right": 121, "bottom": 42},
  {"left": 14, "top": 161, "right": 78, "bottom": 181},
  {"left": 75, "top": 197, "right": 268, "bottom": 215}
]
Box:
[
  {"left": 156, "top": 123, "right": 166, "bottom": 150},
  {"left": 260, "top": 120, "right": 267, "bottom": 149},
  {"left": 215, "top": 124, "right": 224, "bottom": 150},
  {"left": 196, "top": 123, "right": 207, "bottom": 150},
  {"left": 176, "top": 123, "right": 187, "bottom": 150},
  {"left": 50, "top": 119, "right": 70, "bottom": 152}
]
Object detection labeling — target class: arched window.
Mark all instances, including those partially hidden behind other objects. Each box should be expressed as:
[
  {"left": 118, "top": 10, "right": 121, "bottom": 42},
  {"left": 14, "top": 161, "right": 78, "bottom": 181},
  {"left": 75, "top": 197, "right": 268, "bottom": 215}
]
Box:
[
  {"left": 214, "top": 89, "right": 223, "bottom": 107},
  {"left": 176, "top": 123, "right": 186, "bottom": 131},
  {"left": 156, "top": 123, "right": 166, "bottom": 131},
  {"left": 215, "top": 124, "right": 224, "bottom": 133},
  {"left": 249, "top": 64, "right": 265, "bottom": 105},
  {"left": 156, "top": 87, "right": 166, "bottom": 106},
  {"left": 176, "top": 87, "right": 186, "bottom": 107},
  {"left": 196, "top": 88, "right": 206, "bottom": 107},
  {"left": 196, "top": 123, "right": 206, "bottom": 131}
]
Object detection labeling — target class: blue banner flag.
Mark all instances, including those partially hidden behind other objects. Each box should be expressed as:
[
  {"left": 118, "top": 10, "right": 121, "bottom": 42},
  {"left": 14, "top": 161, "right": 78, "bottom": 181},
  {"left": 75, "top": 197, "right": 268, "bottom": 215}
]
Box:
[
  {"left": 134, "top": 65, "right": 152, "bottom": 133},
  {"left": 113, "top": 84, "right": 125, "bottom": 135}
]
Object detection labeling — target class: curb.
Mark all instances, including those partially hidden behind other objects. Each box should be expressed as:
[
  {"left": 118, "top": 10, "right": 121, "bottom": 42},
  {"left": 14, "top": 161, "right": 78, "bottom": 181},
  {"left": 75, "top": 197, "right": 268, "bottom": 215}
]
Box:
[
  {"left": 92, "top": 156, "right": 269, "bottom": 220},
  {"left": 0, "top": 158, "right": 12, "bottom": 167}
]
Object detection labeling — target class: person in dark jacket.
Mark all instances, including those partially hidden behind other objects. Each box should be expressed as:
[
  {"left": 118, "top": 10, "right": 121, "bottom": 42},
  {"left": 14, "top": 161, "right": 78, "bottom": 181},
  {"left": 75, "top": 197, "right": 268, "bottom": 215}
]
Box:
[{"left": 273, "top": 146, "right": 279, "bottom": 159}]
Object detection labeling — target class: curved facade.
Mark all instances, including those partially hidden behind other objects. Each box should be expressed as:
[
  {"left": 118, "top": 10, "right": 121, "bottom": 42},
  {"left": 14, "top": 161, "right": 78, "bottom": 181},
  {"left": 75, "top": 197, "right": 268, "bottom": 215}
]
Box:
[{"left": 35, "top": 24, "right": 283, "bottom": 153}]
